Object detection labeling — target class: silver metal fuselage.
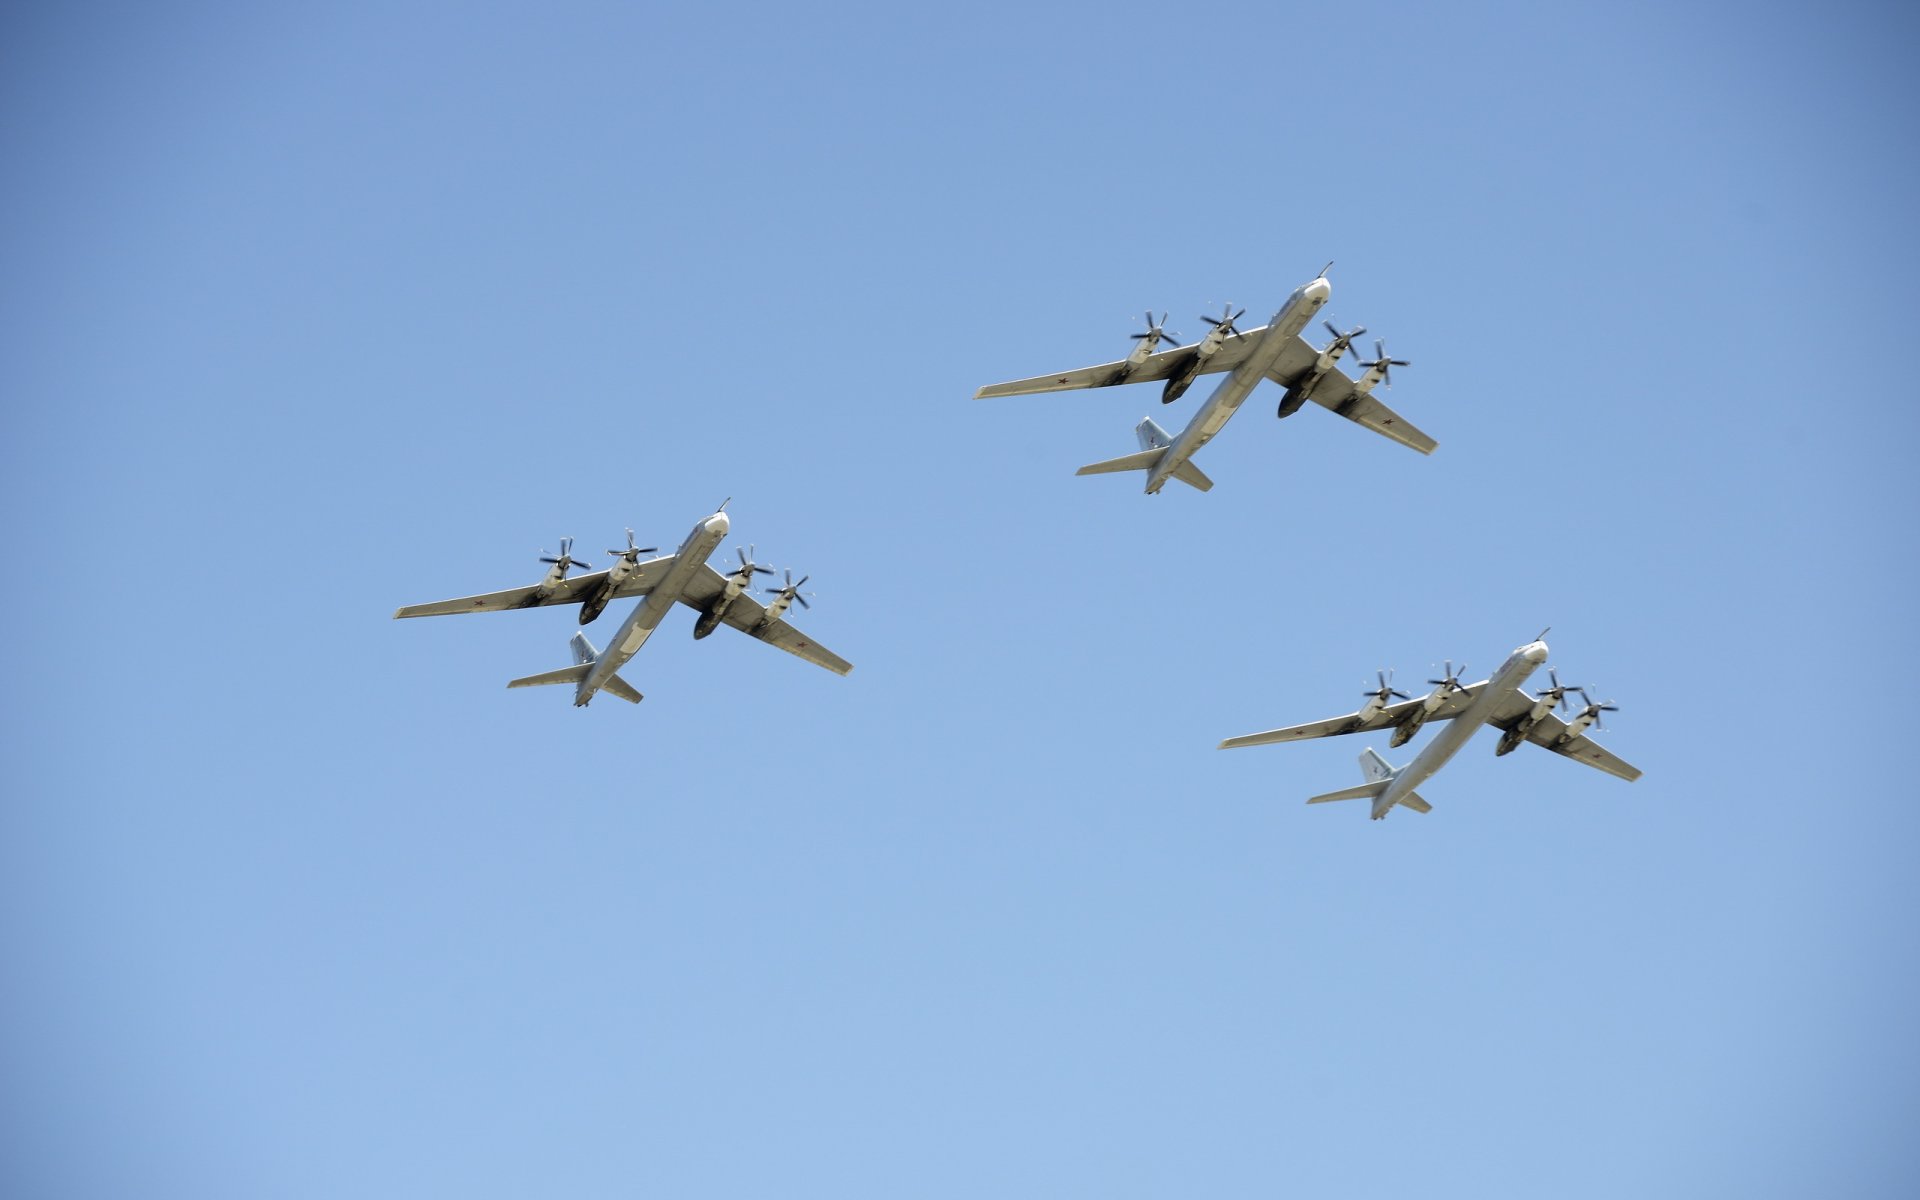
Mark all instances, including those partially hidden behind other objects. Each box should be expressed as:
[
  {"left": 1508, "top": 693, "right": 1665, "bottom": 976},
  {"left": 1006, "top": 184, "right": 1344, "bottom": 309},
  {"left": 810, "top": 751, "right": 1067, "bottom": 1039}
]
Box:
[
  {"left": 575, "top": 512, "right": 729, "bottom": 705},
  {"left": 1145, "top": 278, "right": 1331, "bottom": 493},
  {"left": 1375, "top": 639, "right": 1550, "bottom": 818}
]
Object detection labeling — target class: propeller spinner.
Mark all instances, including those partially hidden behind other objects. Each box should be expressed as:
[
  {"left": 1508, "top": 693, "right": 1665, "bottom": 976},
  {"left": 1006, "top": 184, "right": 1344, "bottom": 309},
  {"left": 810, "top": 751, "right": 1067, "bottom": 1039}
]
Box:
[
  {"left": 1572, "top": 688, "right": 1620, "bottom": 730},
  {"left": 732, "top": 545, "right": 775, "bottom": 580},
  {"left": 607, "top": 529, "right": 658, "bottom": 564},
  {"left": 1357, "top": 338, "right": 1411, "bottom": 386},
  {"left": 538, "top": 537, "right": 593, "bottom": 576},
  {"left": 1366, "top": 669, "right": 1411, "bottom": 703},
  {"left": 1200, "top": 304, "right": 1248, "bottom": 341},
  {"left": 762, "top": 568, "right": 814, "bottom": 611},
  {"left": 1534, "top": 668, "right": 1581, "bottom": 712},
  {"left": 1426, "top": 661, "right": 1469, "bottom": 695},
  {"left": 1130, "top": 311, "right": 1181, "bottom": 349},
  {"left": 1322, "top": 319, "right": 1368, "bottom": 357}
]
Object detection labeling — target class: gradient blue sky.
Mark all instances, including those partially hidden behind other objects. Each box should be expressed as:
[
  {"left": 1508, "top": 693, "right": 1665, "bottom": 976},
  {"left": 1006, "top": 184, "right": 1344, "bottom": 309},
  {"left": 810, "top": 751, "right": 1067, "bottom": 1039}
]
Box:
[{"left": 3, "top": 2, "right": 1916, "bottom": 1196}]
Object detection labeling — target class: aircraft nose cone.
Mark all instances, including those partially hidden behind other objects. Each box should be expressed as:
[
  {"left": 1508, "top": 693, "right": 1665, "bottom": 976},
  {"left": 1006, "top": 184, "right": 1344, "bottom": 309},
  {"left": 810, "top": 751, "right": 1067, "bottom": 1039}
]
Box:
[
  {"left": 1304, "top": 278, "right": 1331, "bottom": 304},
  {"left": 707, "top": 512, "right": 730, "bottom": 536},
  {"left": 1524, "top": 642, "right": 1549, "bottom": 663}
]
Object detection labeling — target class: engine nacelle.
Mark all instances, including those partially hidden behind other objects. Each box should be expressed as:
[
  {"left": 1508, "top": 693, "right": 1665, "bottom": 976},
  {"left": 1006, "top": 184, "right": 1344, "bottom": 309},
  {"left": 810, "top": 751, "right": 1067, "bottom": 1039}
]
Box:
[
  {"left": 1276, "top": 384, "right": 1309, "bottom": 419},
  {"left": 578, "top": 592, "right": 611, "bottom": 625},
  {"left": 1389, "top": 706, "right": 1429, "bottom": 747},
  {"left": 1561, "top": 713, "right": 1598, "bottom": 741},
  {"left": 692, "top": 605, "right": 724, "bottom": 640},
  {"left": 1495, "top": 724, "right": 1529, "bottom": 756},
  {"left": 1161, "top": 366, "right": 1199, "bottom": 404}
]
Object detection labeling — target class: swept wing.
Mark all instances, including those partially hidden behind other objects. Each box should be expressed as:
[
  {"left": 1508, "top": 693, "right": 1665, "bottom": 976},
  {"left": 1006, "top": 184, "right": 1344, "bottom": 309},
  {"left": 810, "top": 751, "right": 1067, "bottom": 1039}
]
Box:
[
  {"left": 393, "top": 556, "right": 674, "bottom": 618},
  {"left": 973, "top": 331, "right": 1267, "bottom": 398},
  {"left": 677, "top": 566, "right": 853, "bottom": 676},
  {"left": 1219, "top": 683, "right": 1486, "bottom": 748},
  {"left": 1264, "top": 338, "right": 1436, "bottom": 455},
  {"left": 1482, "top": 693, "right": 1644, "bottom": 781}
]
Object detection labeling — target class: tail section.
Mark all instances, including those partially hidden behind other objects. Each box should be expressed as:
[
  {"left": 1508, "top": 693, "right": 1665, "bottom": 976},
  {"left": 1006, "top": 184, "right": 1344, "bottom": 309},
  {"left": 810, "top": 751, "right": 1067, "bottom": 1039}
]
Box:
[
  {"left": 1306, "top": 749, "right": 1431, "bottom": 815},
  {"left": 508, "top": 632, "right": 643, "bottom": 705},
  {"left": 570, "top": 631, "right": 597, "bottom": 665},
  {"left": 1075, "top": 447, "right": 1162, "bottom": 476},
  {"left": 1073, "top": 418, "right": 1212, "bottom": 492},
  {"left": 507, "top": 663, "right": 592, "bottom": 689},
  {"left": 1360, "top": 748, "right": 1395, "bottom": 783},
  {"left": 1136, "top": 417, "right": 1174, "bottom": 452}
]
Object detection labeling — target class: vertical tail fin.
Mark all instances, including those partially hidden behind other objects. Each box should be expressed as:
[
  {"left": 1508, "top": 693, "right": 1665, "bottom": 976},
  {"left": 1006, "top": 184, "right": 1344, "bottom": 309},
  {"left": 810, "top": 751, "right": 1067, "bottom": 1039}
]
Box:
[
  {"left": 1136, "top": 417, "right": 1174, "bottom": 452},
  {"left": 570, "top": 632, "right": 599, "bottom": 666},
  {"left": 1359, "top": 748, "right": 1397, "bottom": 783},
  {"left": 1306, "top": 749, "right": 1410, "bottom": 807}
]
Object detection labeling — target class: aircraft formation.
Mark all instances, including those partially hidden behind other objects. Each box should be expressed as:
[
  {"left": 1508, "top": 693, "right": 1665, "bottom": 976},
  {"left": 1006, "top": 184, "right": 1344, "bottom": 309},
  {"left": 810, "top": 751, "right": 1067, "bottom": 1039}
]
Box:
[{"left": 396, "top": 264, "right": 1639, "bottom": 820}]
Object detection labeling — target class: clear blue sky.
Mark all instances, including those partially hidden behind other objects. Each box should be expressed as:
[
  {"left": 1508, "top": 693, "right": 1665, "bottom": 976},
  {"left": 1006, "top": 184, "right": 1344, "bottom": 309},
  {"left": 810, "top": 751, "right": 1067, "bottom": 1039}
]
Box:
[{"left": 3, "top": 2, "right": 1916, "bottom": 1196}]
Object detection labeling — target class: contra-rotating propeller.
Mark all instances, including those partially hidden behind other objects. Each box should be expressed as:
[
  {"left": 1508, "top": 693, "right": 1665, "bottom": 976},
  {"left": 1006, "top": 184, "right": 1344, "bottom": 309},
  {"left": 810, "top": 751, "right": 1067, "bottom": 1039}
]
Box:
[
  {"left": 1131, "top": 311, "right": 1182, "bottom": 348},
  {"left": 1533, "top": 668, "right": 1581, "bottom": 712},
  {"left": 1426, "top": 661, "right": 1469, "bottom": 695},
  {"left": 1200, "top": 304, "right": 1248, "bottom": 341},
  {"left": 538, "top": 537, "right": 593, "bottom": 575},
  {"left": 607, "top": 529, "right": 658, "bottom": 565},
  {"left": 1572, "top": 688, "right": 1619, "bottom": 729},
  {"left": 1357, "top": 338, "right": 1411, "bottom": 386},
  {"left": 732, "top": 545, "right": 775, "bottom": 580},
  {"left": 1322, "top": 319, "right": 1368, "bottom": 357},
  {"left": 1366, "top": 669, "right": 1411, "bottom": 704},
  {"left": 762, "top": 568, "right": 814, "bottom": 610}
]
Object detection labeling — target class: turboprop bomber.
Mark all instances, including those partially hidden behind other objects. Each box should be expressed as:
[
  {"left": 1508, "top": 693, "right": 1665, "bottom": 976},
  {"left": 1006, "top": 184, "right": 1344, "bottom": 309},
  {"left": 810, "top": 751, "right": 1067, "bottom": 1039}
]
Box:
[
  {"left": 973, "top": 266, "right": 1435, "bottom": 494},
  {"left": 392, "top": 505, "right": 851, "bottom": 707},
  {"left": 1218, "top": 632, "right": 1640, "bottom": 819}
]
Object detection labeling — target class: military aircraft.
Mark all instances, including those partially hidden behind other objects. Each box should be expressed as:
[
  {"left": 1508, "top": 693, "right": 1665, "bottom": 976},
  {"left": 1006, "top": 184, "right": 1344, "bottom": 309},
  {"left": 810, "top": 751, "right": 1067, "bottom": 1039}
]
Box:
[
  {"left": 1217, "top": 632, "right": 1640, "bottom": 819},
  {"left": 392, "top": 505, "right": 851, "bottom": 706},
  {"left": 972, "top": 266, "right": 1435, "bottom": 494}
]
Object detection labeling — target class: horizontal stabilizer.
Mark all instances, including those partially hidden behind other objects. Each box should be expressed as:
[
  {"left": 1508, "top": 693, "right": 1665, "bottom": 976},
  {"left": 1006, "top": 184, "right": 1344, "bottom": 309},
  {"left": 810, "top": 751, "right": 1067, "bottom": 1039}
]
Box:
[
  {"left": 600, "top": 673, "right": 643, "bottom": 704},
  {"left": 1075, "top": 448, "right": 1163, "bottom": 477},
  {"left": 508, "top": 664, "right": 590, "bottom": 689},
  {"left": 1169, "top": 458, "right": 1213, "bottom": 492},
  {"left": 1307, "top": 780, "right": 1390, "bottom": 805},
  {"left": 1398, "top": 791, "right": 1432, "bottom": 814}
]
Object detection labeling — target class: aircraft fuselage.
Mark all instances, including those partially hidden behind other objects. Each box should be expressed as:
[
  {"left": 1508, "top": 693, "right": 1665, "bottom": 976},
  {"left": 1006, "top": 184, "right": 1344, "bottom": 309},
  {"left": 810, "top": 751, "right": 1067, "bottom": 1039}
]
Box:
[
  {"left": 574, "top": 512, "right": 729, "bottom": 705},
  {"left": 1374, "top": 639, "right": 1549, "bottom": 818},
  {"left": 1145, "top": 278, "right": 1330, "bottom": 494}
]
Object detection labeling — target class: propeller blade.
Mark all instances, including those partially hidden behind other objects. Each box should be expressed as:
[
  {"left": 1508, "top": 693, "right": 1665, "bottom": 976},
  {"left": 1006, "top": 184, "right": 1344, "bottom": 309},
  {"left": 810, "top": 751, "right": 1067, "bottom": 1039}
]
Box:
[{"left": 795, "top": 594, "right": 810, "bottom": 609}]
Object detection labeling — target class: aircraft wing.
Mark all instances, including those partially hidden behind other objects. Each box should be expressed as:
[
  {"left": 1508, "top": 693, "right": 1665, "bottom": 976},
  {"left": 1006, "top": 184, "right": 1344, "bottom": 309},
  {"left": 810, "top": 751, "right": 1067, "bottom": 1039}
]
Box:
[
  {"left": 1266, "top": 344, "right": 1437, "bottom": 455},
  {"left": 392, "top": 556, "right": 675, "bottom": 618},
  {"left": 1481, "top": 699, "right": 1643, "bottom": 781},
  {"left": 1219, "top": 683, "right": 1486, "bottom": 749},
  {"left": 677, "top": 566, "right": 854, "bottom": 676},
  {"left": 973, "top": 330, "right": 1267, "bottom": 398}
]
